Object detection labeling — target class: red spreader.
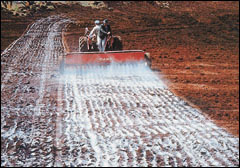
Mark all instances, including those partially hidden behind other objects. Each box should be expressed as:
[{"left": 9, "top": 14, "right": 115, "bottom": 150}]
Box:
[{"left": 65, "top": 50, "right": 148, "bottom": 65}]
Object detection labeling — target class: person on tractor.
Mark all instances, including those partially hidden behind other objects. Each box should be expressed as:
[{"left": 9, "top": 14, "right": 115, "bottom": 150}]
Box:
[
  {"left": 89, "top": 20, "right": 101, "bottom": 51},
  {"left": 99, "top": 19, "right": 112, "bottom": 52}
]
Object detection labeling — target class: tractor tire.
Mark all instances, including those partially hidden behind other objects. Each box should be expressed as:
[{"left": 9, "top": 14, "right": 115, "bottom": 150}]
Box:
[
  {"left": 79, "top": 36, "right": 88, "bottom": 52},
  {"left": 112, "top": 36, "right": 123, "bottom": 51}
]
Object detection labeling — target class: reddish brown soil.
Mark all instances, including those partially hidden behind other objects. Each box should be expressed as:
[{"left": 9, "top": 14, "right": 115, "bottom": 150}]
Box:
[{"left": 1, "top": 1, "right": 239, "bottom": 136}]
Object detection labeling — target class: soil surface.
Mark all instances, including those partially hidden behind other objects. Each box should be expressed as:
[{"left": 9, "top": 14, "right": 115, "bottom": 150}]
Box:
[
  {"left": 60, "top": 1, "right": 239, "bottom": 136},
  {"left": 1, "top": 1, "right": 239, "bottom": 167}
]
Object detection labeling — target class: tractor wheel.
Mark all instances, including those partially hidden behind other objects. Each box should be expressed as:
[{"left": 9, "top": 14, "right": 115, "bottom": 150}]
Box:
[
  {"left": 112, "top": 36, "right": 123, "bottom": 51},
  {"left": 79, "top": 36, "right": 88, "bottom": 52}
]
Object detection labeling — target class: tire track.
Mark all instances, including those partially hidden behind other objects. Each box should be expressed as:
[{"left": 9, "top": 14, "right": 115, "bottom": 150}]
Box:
[
  {"left": 1, "top": 15, "right": 71, "bottom": 167},
  {"left": 58, "top": 63, "right": 238, "bottom": 167}
]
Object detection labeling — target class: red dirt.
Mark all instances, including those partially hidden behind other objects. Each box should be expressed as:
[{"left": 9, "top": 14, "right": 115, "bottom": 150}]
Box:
[{"left": 1, "top": 1, "right": 239, "bottom": 136}]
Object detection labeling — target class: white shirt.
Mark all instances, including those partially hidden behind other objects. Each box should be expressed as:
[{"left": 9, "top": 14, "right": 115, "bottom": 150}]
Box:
[{"left": 89, "top": 25, "right": 101, "bottom": 38}]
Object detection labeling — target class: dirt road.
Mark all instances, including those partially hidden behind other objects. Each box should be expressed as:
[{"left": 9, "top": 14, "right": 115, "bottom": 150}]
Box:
[{"left": 1, "top": 16, "right": 239, "bottom": 167}]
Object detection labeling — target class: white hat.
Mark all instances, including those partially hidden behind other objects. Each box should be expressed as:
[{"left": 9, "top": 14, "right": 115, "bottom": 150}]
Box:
[{"left": 95, "top": 20, "right": 100, "bottom": 25}]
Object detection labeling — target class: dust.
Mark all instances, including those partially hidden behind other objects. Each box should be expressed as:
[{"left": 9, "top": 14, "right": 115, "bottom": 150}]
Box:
[{"left": 61, "top": 61, "right": 167, "bottom": 89}]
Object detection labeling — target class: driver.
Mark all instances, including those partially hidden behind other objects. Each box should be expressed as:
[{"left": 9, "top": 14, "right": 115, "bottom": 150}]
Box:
[{"left": 89, "top": 20, "right": 101, "bottom": 51}]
